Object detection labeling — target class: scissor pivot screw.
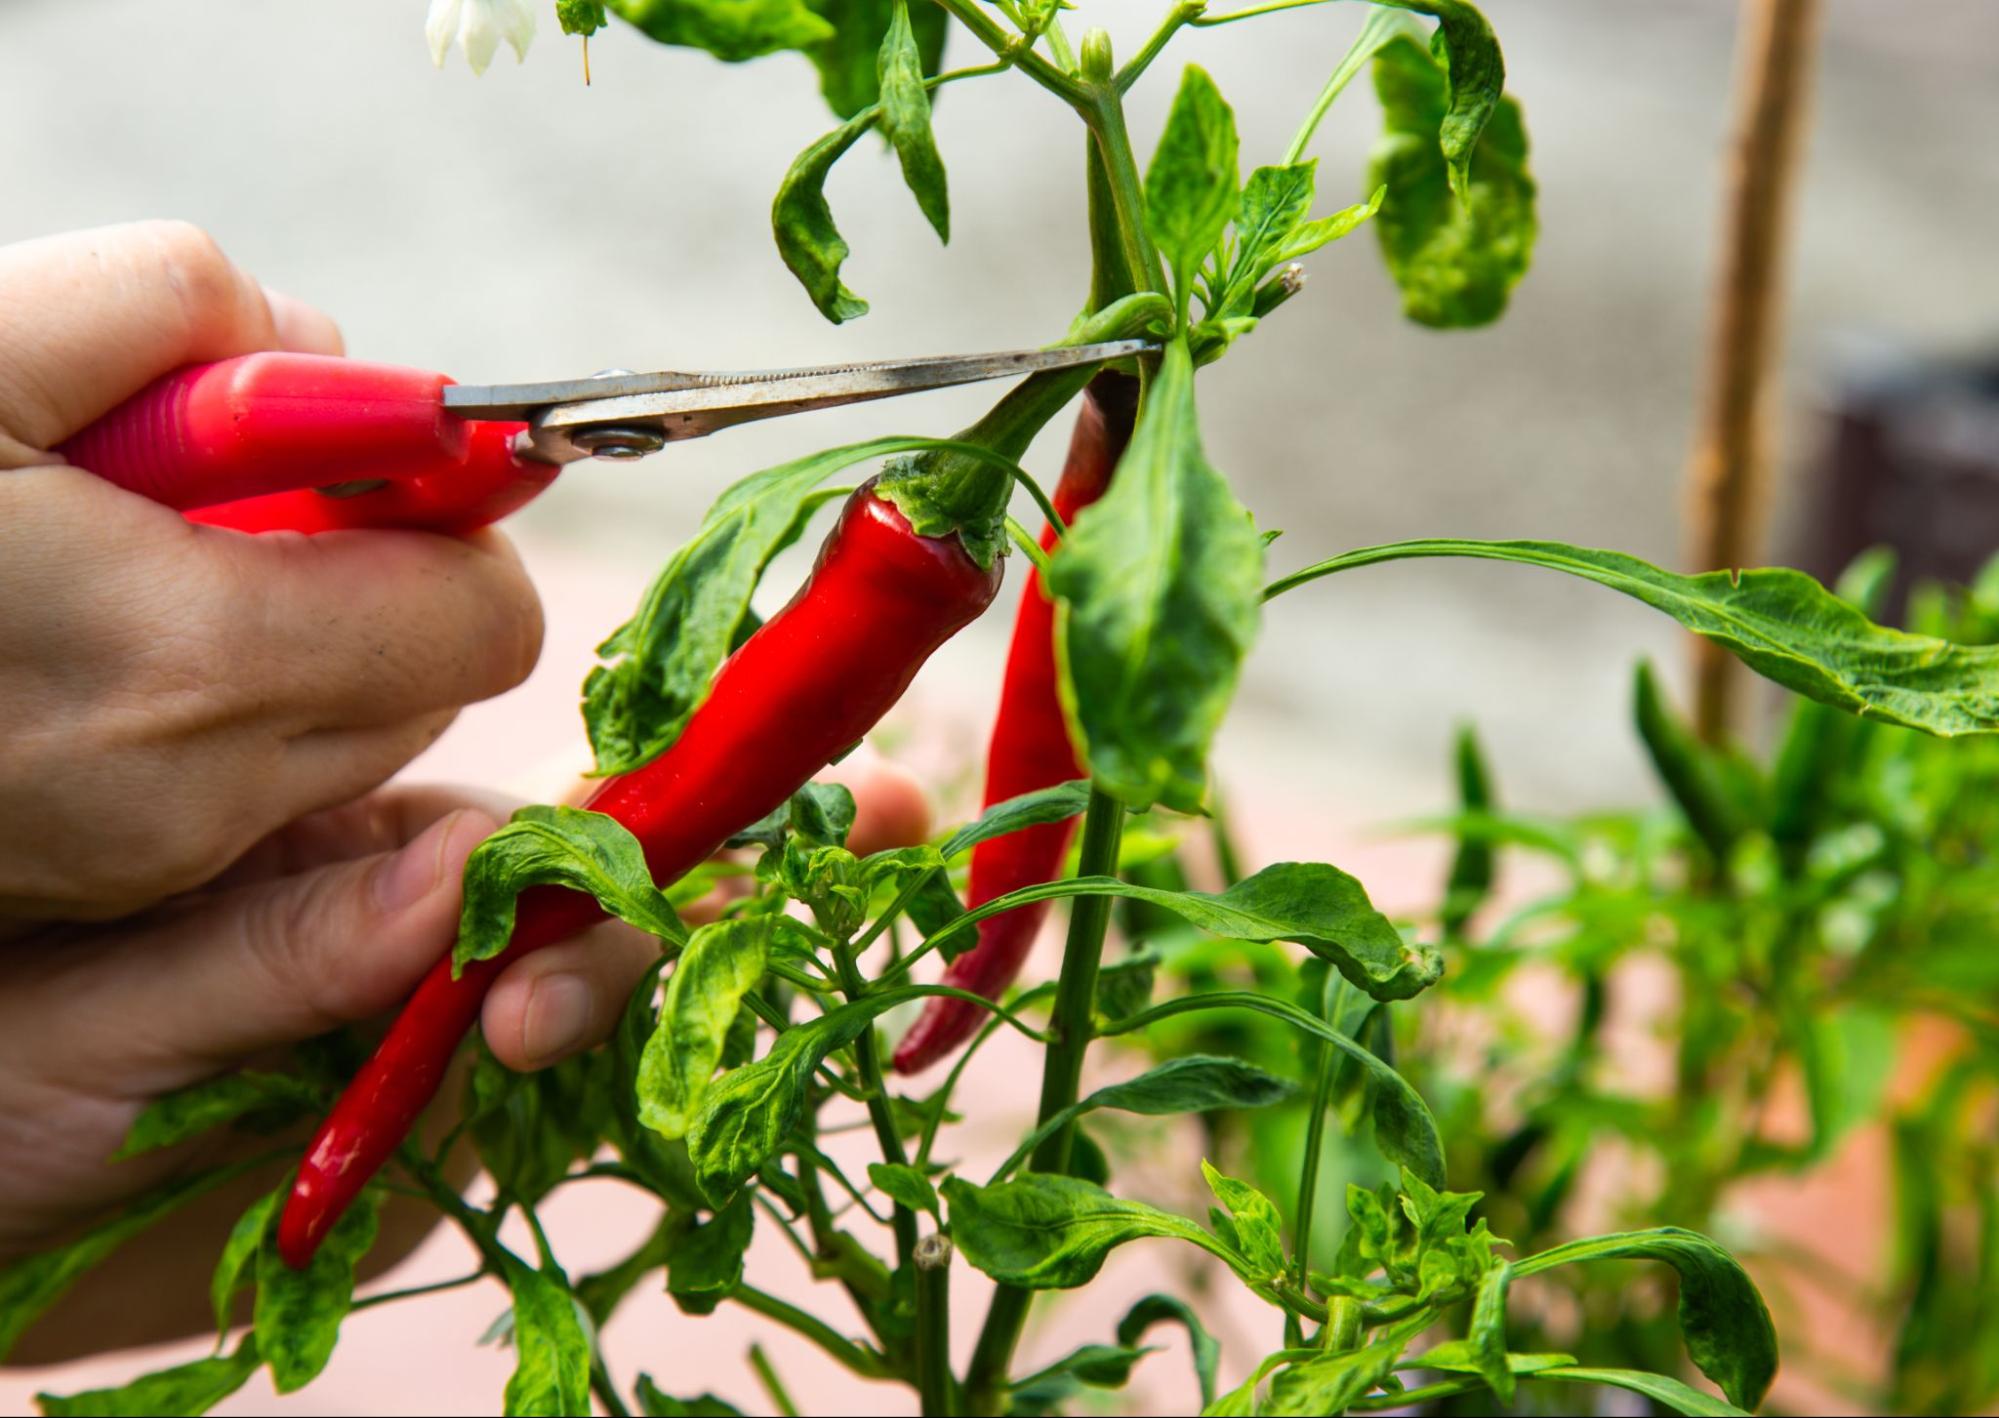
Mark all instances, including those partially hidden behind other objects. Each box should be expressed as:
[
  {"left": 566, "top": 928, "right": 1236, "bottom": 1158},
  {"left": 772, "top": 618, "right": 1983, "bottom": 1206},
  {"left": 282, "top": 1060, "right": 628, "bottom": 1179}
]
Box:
[{"left": 573, "top": 425, "right": 667, "bottom": 460}]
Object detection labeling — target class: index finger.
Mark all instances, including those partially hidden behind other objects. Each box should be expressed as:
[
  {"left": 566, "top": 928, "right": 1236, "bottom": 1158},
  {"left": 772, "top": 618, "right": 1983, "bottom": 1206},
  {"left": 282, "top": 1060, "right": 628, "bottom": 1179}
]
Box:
[{"left": 0, "top": 221, "right": 289, "bottom": 463}]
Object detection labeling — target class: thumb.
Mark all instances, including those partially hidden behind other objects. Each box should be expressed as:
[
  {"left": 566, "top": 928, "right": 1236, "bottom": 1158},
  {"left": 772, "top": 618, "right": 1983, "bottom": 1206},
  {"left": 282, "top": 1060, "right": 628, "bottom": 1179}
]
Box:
[{"left": 47, "top": 808, "right": 499, "bottom": 1092}]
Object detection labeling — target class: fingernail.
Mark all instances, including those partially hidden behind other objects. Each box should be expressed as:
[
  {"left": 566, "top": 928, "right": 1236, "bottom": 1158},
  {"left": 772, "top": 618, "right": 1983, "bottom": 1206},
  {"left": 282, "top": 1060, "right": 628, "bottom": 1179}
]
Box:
[
  {"left": 521, "top": 973, "right": 593, "bottom": 1065},
  {"left": 372, "top": 810, "right": 468, "bottom": 913}
]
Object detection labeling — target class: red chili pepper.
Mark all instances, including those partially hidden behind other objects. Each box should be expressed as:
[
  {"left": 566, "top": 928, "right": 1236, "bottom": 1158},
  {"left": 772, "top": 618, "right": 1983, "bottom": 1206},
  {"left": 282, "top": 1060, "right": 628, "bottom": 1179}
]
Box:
[
  {"left": 892, "top": 374, "right": 1138, "bottom": 1076},
  {"left": 277, "top": 479, "right": 1001, "bottom": 1267}
]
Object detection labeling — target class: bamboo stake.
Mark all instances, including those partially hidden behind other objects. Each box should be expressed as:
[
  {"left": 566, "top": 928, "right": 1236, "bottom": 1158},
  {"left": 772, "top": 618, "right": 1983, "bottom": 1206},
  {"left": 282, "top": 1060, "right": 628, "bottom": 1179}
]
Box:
[{"left": 1687, "top": 0, "right": 1824, "bottom": 742}]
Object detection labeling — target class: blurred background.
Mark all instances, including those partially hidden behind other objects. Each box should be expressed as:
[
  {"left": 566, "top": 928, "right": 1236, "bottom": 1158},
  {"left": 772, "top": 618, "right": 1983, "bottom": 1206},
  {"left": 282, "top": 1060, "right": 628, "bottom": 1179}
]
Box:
[{"left": 3, "top": 0, "right": 1997, "bottom": 1412}]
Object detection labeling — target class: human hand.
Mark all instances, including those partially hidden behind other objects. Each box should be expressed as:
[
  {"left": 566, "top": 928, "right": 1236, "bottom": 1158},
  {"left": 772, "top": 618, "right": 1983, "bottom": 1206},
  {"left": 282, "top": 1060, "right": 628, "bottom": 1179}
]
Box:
[
  {"left": 0, "top": 221, "right": 543, "bottom": 922},
  {"left": 0, "top": 757, "right": 929, "bottom": 1362}
]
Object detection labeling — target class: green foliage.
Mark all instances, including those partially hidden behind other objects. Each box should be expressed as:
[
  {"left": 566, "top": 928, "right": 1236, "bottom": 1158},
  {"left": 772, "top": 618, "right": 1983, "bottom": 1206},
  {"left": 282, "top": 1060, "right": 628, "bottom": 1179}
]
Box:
[
  {"left": 37, "top": 1338, "right": 262, "bottom": 1417},
  {"left": 255, "top": 1189, "right": 381, "bottom": 1392},
  {"left": 1274, "top": 537, "right": 1999, "bottom": 736},
  {"left": 772, "top": 109, "right": 876, "bottom": 322},
  {"left": 1145, "top": 67, "right": 1241, "bottom": 304},
  {"left": 1046, "top": 338, "right": 1264, "bottom": 813},
  {"left": 114, "top": 1071, "right": 322, "bottom": 1160},
  {"left": 1368, "top": 33, "right": 1535, "bottom": 327},
  {"left": 499, "top": 1253, "right": 593, "bottom": 1416},
  {"left": 556, "top": 0, "right": 609, "bottom": 38},
  {"left": 639, "top": 918, "right": 774, "bottom": 1139},
  {"left": 608, "top": 0, "right": 830, "bottom": 64},
  {"left": 455, "top": 805, "right": 685, "bottom": 971},
  {"left": 875, "top": 0, "right": 949, "bottom": 241}
]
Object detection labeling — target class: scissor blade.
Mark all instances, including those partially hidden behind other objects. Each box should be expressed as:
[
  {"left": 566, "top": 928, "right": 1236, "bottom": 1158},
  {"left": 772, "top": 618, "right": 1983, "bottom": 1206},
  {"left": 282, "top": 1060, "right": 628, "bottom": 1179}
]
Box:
[{"left": 445, "top": 339, "right": 1155, "bottom": 423}]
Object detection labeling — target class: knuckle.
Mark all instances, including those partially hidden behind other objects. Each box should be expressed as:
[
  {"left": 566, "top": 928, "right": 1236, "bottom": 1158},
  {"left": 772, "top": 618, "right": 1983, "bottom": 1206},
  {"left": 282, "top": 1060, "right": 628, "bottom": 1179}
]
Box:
[{"left": 137, "top": 220, "right": 266, "bottom": 354}]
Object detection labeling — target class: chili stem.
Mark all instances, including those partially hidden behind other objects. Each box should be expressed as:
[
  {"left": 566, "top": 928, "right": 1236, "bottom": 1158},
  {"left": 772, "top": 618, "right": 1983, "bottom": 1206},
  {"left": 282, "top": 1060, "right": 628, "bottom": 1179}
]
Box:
[
  {"left": 965, "top": 787, "right": 1125, "bottom": 1411},
  {"left": 1688, "top": 0, "right": 1823, "bottom": 742}
]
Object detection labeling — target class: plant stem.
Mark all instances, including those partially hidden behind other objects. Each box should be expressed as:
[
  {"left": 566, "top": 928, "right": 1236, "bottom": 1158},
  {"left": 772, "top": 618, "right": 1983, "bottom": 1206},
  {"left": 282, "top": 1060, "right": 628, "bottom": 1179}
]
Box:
[
  {"left": 732, "top": 1284, "right": 894, "bottom": 1379},
  {"left": 834, "top": 946, "right": 921, "bottom": 1273},
  {"left": 1115, "top": 1, "right": 1205, "bottom": 93},
  {"left": 915, "top": 1234, "right": 958, "bottom": 1416},
  {"left": 1687, "top": 0, "right": 1823, "bottom": 742},
  {"left": 1285, "top": 986, "right": 1346, "bottom": 1344},
  {"left": 749, "top": 1343, "right": 801, "bottom": 1418},
  {"left": 927, "top": 0, "right": 1086, "bottom": 106},
  {"left": 1081, "top": 81, "right": 1168, "bottom": 300},
  {"left": 964, "top": 787, "right": 1126, "bottom": 1412}
]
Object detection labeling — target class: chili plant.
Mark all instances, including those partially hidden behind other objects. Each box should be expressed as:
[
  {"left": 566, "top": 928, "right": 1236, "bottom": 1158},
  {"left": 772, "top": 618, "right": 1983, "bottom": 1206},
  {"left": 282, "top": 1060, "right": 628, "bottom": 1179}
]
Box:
[{"left": 8, "top": 3, "right": 1999, "bottom": 1415}]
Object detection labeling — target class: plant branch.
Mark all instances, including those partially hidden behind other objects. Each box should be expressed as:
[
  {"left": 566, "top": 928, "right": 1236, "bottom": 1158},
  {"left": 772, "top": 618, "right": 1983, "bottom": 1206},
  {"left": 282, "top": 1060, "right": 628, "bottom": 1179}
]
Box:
[
  {"left": 833, "top": 945, "right": 921, "bottom": 1273},
  {"left": 928, "top": 0, "right": 1087, "bottom": 106},
  {"left": 1115, "top": 1, "right": 1206, "bottom": 93},
  {"left": 732, "top": 1285, "right": 894, "bottom": 1379},
  {"left": 1687, "top": 0, "right": 1824, "bottom": 742},
  {"left": 965, "top": 787, "right": 1125, "bottom": 1410}
]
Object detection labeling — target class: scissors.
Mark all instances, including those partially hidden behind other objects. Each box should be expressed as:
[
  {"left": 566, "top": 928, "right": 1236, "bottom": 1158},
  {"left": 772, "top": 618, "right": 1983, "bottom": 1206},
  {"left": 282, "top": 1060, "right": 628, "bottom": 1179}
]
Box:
[{"left": 56, "top": 340, "right": 1154, "bottom": 536}]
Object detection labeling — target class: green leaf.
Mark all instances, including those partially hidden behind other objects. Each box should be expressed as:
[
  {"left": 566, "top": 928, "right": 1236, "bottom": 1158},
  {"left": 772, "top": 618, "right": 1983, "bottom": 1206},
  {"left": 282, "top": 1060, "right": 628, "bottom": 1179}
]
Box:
[
  {"left": 500, "top": 1254, "right": 593, "bottom": 1417},
  {"left": 875, "top": 0, "right": 948, "bottom": 241},
  {"left": 944, "top": 1174, "right": 1244, "bottom": 1290},
  {"left": 209, "top": 1189, "right": 280, "bottom": 1340},
  {"left": 1468, "top": 1259, "right": 1516, "bottom": 1401},
  {"left": 1797, "top": 1003, "right": 1897, "bottom": 1162},
  {"left": 114, "top": 1071, "right": 322, "bottom": 1160},
  {"left": 997, "top": 1056, "right": 1296, "bottom": 1188},
  {"left": 1111, "top": 991, "right": 1445, "bottom": 1188},
  {"left": 639, "top": 919, "right": 773, "bottom": 1140},
  {"left": 556, "top": 0, "right": 609, "bottom": 36},
  {"left": 1532, "top": 1367, "right": 1749, "bottom": 1417},
  {"left": 1091, "top": 1054, "right": 1297, "bottom": 1118},
  {"left": 1212, "top": 162, "right": 1315, "bottom": 319},
  {"left": 802, "top": 0, "right": 944, "bottom": 118},
  {"left": 935, "top": 863, "right": 1439, "bottom": 1003},
  {"left": 791, "top": 781, "right": 857, "bottom": 846},
  {"left": 1145, "top": 66, "right": 1241, "bottom": 302},
  {"left": 255, "top": 1187, "right": 381, "bottom": 1392},
  {"left": 608, "top": 0, "right": 830, "bottom": 62},
  {"left": 1514, "top": 1228, "right": 1777, "bottom": 1410},
  {"left": 687, "top": 993, "right": 909, "bottom": 1200},
  {"left": 1201, "top": 1160, "right": 1288, "bottom": 1278},
  {"left": 1269, "top": 538, "right": 1999, "bottom": 737},
  {"left": 36, "top": 1336, "right": 262, "bottom": 1417},
  {"left": 1367, "top": 0, "right": 1507, "bottom": 195},
  {"left": 635, "top": 1376, "right": 746, "bottom": 1416},
  {"left": 667, "top": 1193, "right": 757, "bottom": 1315},
  {"left": 1409, "top": 1342, "right": 1574, "bottom": 1377},
  {"left": 1633, "top": 661, "right": 1757, "bottom": 861},
  {"left": 455, "top": 805, "right": 684, "bottom": 972},
  {"left": 1275, "top": 187, "right": 1384, "bottom": 264},
  {"left": 868, "top": 1161, "right": 940, "bottom": 1217},
  {"left": 1441, "top": 723, "right": 1495, "bottom": 934},
  {"left": 1263, "top": 1322, "right": 1421, "bottom": 1415},
  {"left": 1116, "top": 1293, "right": 1223, "bottom": 1409},
  {"left": 1368, "top": 34, "right": 1534, "bottom": 327},
  {"left": 1012, "top": 1343, "right": 1155, "bottom": 1401},
  {"left": 1093, "top": 953, "right": 1160, "bottom": 1025},
  {"left": 774, "top": 109, "right": 876, "bottom": 322},
  {"left": 1046, "top": 339, "right": 1264, "bottom": 813},
  {"left": 607, "top": 962, "right": 707, "bottom": 1209},
  {"left": 468, "top": 1050, "right": 605, "bottom": 1207},
  {"left": 935, "top": 779, "right": 1094, "bottom": 859},
  {"left": 1, "top": 1164, "right": 245, "bottom": 1362}
]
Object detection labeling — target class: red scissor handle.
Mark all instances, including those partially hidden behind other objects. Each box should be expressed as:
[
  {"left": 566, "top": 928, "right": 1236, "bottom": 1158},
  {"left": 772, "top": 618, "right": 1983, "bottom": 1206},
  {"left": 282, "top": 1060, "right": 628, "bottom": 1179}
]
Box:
[{"left": 55, "top": 353, "right": 559, "bottom": 535}]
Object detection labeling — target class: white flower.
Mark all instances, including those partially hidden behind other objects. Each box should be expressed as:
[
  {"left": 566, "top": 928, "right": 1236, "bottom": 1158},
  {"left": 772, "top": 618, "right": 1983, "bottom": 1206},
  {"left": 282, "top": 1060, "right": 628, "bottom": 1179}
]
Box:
[{"left": 426, "top": 0, "right": 536, "bottom": 75}]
